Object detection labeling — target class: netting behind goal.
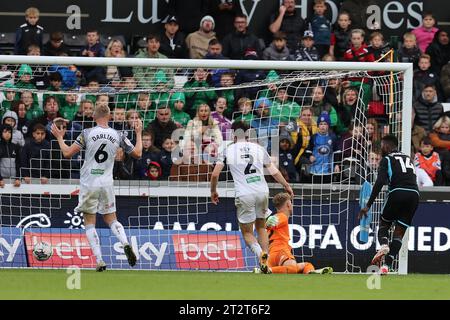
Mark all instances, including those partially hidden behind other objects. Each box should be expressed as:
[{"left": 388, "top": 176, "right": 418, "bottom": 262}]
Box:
[{"left": 0, "top": 56, "right": 412, "bottom": 273}]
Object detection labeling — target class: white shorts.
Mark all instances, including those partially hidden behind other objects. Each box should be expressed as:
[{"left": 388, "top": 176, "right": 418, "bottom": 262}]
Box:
[
  {"left": 75, "top": 186, "right": 116, "bottom": 215},
  {"left": 235, "top": 193, "right": 269, "bottom": 224}
]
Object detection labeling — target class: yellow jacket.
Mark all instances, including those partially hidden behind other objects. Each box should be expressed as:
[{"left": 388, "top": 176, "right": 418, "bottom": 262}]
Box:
[{"left": 290, "top": 119, "right": 318, "bottom": 166}]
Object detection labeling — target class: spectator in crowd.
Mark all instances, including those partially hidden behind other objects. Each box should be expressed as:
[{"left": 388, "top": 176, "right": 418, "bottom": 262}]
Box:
[
  {"left": 60, "top": 93, "right": 80, "bottom": 121},
  {"left": 14, "top": 7, "right": 44, "bottom": 55},
  {"left": 411, "top": 108, "right": 427, "bottom": 156},
  {"left": 159, "top": 136, "right": 176, "bottom": 179},
  {"left": 28, "top": 96, "right": 64, "bottom": 138},
  {"left": 159, "top": 15, "right": 188, "bottom": 59},
  {"left": 124, "top": 110, "right": 142, "bottom": 146},
  {"left": 135, "top": 131, "right": 161, "bottom": 179},
  {"left": 0, "top": 83, "right": 16, "bottom": 118},
  {"left": 335, "top": 86, "right": 358, "bottom": 135},
  {"left": 26, "top": 44, "right": 41, "bottom": 56},
  {"left": 204, "top": 39, "right": 230, "bottom": 88},
  {"left": 414, "top": 136, "right": 443, "bottom": 186},
  {"left": 414, "top": 54, "right": 442, "bottom": 100},
  {"left": 2, "top": 110, "right": 25, "bottom": 147},
  {"left": 250, "top": 98, "right": 279, "bottom": 152},
  {"left": 170, "top": 92, "right": 190, "bottom": 128},
  {"left": 15, "top": 64, "right": 36, "bottom": 90},
  {"left": 146, "top": 106, "right": 178, "bottom": 149},
  {"left": 397, "top": 32, "right": 421, "bottom": 68},
  {"left": 185, "top": 15, "right": 217, "bottom": 59},
  {"left": 113, "top": 147, "right": 136, "bottom": 180},
  {"left": 440, "top": 61, "right": 450, "bottom": 102},
  {"left": 426, "top": 30, "right": 450, "bottom": 75},
  {"left": 279, "top": 133, "right": 299, "bottom": 182},
  {"left": 429, "top": 115, "right": 450, "bottom": 185},
  {"left": 368, "top": 31, "right": 390, "bottom": 62},
  {"left": 183, "top": 68, "right": 217, "bottom": 116},
  {"left": 43, "top": 32, "right": 69, "bottom": 56},
  {"left": 105, "top": 39, "right": 132, "bottom": 88},
  {"left": 222, "top": 14, "right": 263, "bottom": 60},
  {"left": 271, "top": 87, "right": 301, "bottom": 124},
  {"left": 339, "top": 0, "right": 373, "bottom": 30},
  {"left": 80, "top": 29, "right": 106, "bottom": 83},
  {"left": 21, "top": 90, "right": 43, "bottom": 121},
  {"left": 182, "top": 104, "right": 223, "bottom": 164},
  {"left": 216, "top": 72, "right": 236, "bottom": 117},
  {"left": 136, "top": 93, "right": 155, "bottom": 129},
  {"left": 305, "top": 112, "right": 340, "bottom": 183},
  {"left": 263, "top": 32, "right": 292, "bottom": 61},
  {"left": 115, "top": 76, "right": 139, "bottom": 110},
  {"left": 413, "top": 84, "right": 444, "bottom": 134},
  {"left": 110, "top": 105, "right": 126, "bottom": 131},
  {"left": 310, "top": 86, "right": 338, "bottom": 131},
  {"left": 150, "top": 70, "right": 172, "bottom": 109},
  {"left": 211, "top": 97, "right": 232, "bottom": 140},
  {"left": 11, "top": 100, "right": 30, "bottom": 137},
  {"left": 269, "top": 0, "right": 307, "bottom": 54},
  {"left": 329, "top": 11, "right": 352, "bottom": 61},
  {"left": 338, "top": 122, "right": 364, "bottom": 161},
  {"left": 289, "top": 106, "right": 318, "bottom": 171},
  {"left": 308, "top": 0, "right": 331, "bottom": 59},
  {"left": 234, "top": 51, "right": 267, "bottom": 99},
  {"left": 0, "top": 124, "right": 22, "bottom": 188},
  {"left": 134, "top": 35, "right": 170, "bottom": 88},
  {"left": 21, "top": 123, "right": 50, "bottom": 184},
  {"left": 293, "top": 31, "right": 319, "bottom": 61},
  {"left": 366, "top": 118, "right": 381, "bottom": 150},
  {"left": 72, "top": 99, "right": 95, "bottom": 129},
  {"left": 211, "top": 0, "right": 243, "bottom": 40},
  {"left": 412, "top": 12, "right": 439, "bottom": 54},
  {"left": 43, "top": 72, "right": 65, "bottom": 106},
  {"left": 145, "top": 161, "right": 162, "bottom": 181},
  {"left": 233, "top": 97, "right": 254, "bottom": 124}
]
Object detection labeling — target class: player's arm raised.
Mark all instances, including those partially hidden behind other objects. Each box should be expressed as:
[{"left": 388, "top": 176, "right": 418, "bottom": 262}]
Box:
[
  {"left": 51, "top": 122, "right": 81, "bottom": 159},
  {"left": 210, "top": 162, "right": 225, "bottom": 205},
  {"left": 265, "top": 162, "right": 294, "bottom": 199},
  {"left": 129, "top": 119, "right": 143, "bottom": 159}
]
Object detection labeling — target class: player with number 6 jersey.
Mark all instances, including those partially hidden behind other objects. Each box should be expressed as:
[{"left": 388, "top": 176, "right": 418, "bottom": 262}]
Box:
[{"left": 51, "top": 104, "right": 143, "bottom": 272}]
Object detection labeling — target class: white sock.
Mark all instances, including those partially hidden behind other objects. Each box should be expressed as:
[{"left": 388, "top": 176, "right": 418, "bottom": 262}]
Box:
[
  {"left": 109, "top": 220, "right": 129, "bottom": 246},
  {"left": 85, "top": 224, "right": 103, "bottom": 263},
  {"left": 250, "top": 242, "right": 263, "bottom": 259}
]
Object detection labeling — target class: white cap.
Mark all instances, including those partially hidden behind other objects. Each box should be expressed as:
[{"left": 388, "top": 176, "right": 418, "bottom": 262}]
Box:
[{"left": 200, "top": 15, "right": 215, "bottom": 29}]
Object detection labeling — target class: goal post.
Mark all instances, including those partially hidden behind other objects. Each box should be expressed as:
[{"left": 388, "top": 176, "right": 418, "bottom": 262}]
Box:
[{"left": 0, "top": 55, "right": 413, "bottom": 274}]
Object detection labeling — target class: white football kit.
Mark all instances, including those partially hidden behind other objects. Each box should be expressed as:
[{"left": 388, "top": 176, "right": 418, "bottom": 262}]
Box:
[
  {"left": 74, "top": 126, "right": 135, "bottom": 214},
  {"left": 220, "top": 141, "right": 271, "bottom": 223}
]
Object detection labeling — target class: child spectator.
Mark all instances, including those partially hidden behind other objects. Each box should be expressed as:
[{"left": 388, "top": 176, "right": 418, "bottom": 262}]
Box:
[
  {"left": 398, "top": 32, "right": 421, "bottom": 68},
  {"left": 311, "top": 86, "right": 339, "bottom": 131},
  {"left": 414, "top": 54, "right": 442, "bottom": 100},
  {"left": 145, "top": 161, "right": 162, "bottom": 181},
  {"left": 429, "top": 115, "right": 450, "bottom": 185},
  {"left": 368, "top": 31, "right": 390, "bottom": 62},
  {"left": 21, "top": 123, "right": 50, "bottom": 184},
  {"left": 135, "top": 131, "right": 161, "bottom": 179},
  {"left": 21, "top": 90, "right": 43, "bottom": 121},
  {"left": 412, "top": 12, "right": 439, "bottom": 53},
  {"left": 414, "top": 137, "right": 443, "bottom": 185},
  {"left": 305, "top": 112, "right": 340, "bottom": 181},
  {"left": 0, "top": 83, "right": 16, "bottom": 118},
  {"left": 170, "top": 92, "right": 190, "bottom": 128},
  {"left": 43, "top": 31, "right": 69, "bottom": 56},
  {"left": 263, "top": 32, "right": 292, "bottom": 61},
  {"left": 26, "top": 44, "right": 41, "bottom": 56},
  {"left": 217, "top": 72, "right": 237, "bottom": 118},
  {"left": 211, "top": 97, "right": 232, "bottom": 140},
  {"left": 233, "top": 97, "right": 254, "bottom": 124},
  {"left": 115, "top": 76, "right": 139, "bottom": 110},
  {"left": 271, "top": 87, "right": 301, "bottom": 124},
  {"left": 137, "top": 93, "right": 155, "bottom": 129},
  {"left": 293, "top": 30, "right": 319, "bottom": 61},
  {"left": 11, "top": 100, "right": 30, "bottom": 137},
  {"left": 72, "top": 99, "right": 95, "bottom": 129},
  {"left": 150, "top": 70, "right": 171, "bottom": 109},
  {"left": 43, "top": 72, "right": 65, "bottom": 107},
  {"left": 14, "top": 7, "right": 44, "bottom": 55},
  {"left": 83, "top": 77, "right": 101, "bottom": 104},
  {"left": 2, "top": 111, "right": 25, "bottom": 147},
  {"left": 279, "top": 133, "right": 299, "bottom": 182},
  {"left": 308, "top": 0, "right": 331, "bottom": 59},
  {"left": 0, "top": 124, "right": 22, "bottom": 188},
  {"left": 81, "top": 29, "right": 106, "bottom": 58},
  {"left": 367, "top": 118, "right": 381, "bottom": 150},
  {"left": 15, "top": 64, "right": 36, "bottom": 90},
  {"left": 60, "top": 93, "right": 80, "bottom": 121},
  {"left": 330, "top": 11, "right": 352, "bottom": 61},
  {"left": 159, "top": 136, "right": 175, "bottom": 179}
]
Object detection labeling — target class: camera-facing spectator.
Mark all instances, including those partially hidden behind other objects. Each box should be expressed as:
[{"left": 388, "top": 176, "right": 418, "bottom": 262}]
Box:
[
  {"left": 0, "top": 124, "right": 22, "bottom": 188},
  {"left": 263, "top": 32, "right": 292, "bottom": 61},
  {"left": 2, "top": 110, "right": 25, "bottom": 147},
  {"left": 307, "top": 0, "right": 331, "bottom": 59},
  {"left": 14, "top": 7, "right": 44, "bottom": 55},
  {"left": 330, "top": 11, "right": 352, "bottom": 61},
  {"left": 412, "top": 12, "right": 439, "bottom": 53},
  {"left": 293, "top": 30, "right": 319, "bottom": 61},
  {"left": 269, "top": 0, "right": 306, "bottom": 54},
  {"left": 21, "top": 123, "right": 50, "bottom": 184},
  {"left": 398, "top": 32, "right": 421, "bottom": 69},
  {"left": 186, "top": 16, "right": 217, "bottom": 59},
  {"left": 414, "top": 54, "right": 442, "bottom": 100},
  {"left": 413, "top": 84, "right": 444, "bottom": 134},
  {"left": 159, "top": 16, "right": 188, "bottom": 59},
  {"left": 146, "top": 107, "right": 178, "bottom": 149}
]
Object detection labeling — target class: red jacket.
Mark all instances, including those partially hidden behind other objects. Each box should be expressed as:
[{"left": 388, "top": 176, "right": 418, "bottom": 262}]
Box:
[{"left": 344, "top": 44, "right": 375, "bottom": 83}]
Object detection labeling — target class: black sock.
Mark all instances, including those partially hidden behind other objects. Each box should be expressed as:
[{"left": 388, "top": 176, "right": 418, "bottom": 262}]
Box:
[
  {"left": 378, "top": 221, "right": 391, "bottom": 246},
  {"left": 385, "top": 238, "right": 402, "bottom": 267}
]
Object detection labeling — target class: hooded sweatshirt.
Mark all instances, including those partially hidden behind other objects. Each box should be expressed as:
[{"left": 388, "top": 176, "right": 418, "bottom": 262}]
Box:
[
  {"left": 0, "top": 124, "right": 21, "bottom": 180},
  {"left": 2, "top": 111, "right": 25, "bottom": 147}
]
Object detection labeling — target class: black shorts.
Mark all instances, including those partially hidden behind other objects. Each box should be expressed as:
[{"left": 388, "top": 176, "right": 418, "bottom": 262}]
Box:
[{"left": 382, "top": 189, "right": 419, "bottom": 227}]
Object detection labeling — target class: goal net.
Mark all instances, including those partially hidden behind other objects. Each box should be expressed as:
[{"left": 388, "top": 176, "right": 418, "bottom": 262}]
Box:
[{"left": 0, "top": 55, "right": 413, "bottom": 273}]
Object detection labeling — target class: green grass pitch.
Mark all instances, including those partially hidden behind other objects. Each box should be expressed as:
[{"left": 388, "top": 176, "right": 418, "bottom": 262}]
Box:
[{"left": 0, "top": 269, "right": 449, "bottom": 300}]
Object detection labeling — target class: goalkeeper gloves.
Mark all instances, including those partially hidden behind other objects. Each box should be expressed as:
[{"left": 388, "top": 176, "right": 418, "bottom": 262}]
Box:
[{"left": 266, "top": 215, "right": 279, "bottom": 228}]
